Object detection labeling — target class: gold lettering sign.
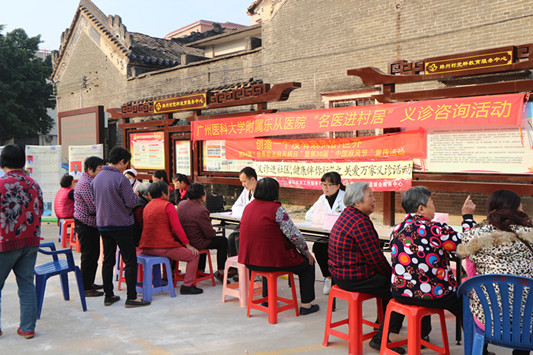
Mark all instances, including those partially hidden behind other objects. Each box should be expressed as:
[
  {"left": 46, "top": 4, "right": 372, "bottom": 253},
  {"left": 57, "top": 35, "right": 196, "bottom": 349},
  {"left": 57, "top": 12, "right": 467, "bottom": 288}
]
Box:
[
  {"left": 154, "top": 93, "right": 207, "bottom": 113},
  {"left": 425, "top": 51, "right": 513, "bottom": 75}
]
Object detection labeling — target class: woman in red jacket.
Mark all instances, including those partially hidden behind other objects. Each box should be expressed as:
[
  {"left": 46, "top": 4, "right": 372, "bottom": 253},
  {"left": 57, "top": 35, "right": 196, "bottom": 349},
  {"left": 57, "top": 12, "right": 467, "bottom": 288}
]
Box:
[
  {"left": 54, "top": 174, "right": 75, "bottom": 219},
  {"left": 238, "top": 177, "right": 319, "bottom": 315},
  {"left": 139, "top": 181, "right": 202, "bottom": 295}
]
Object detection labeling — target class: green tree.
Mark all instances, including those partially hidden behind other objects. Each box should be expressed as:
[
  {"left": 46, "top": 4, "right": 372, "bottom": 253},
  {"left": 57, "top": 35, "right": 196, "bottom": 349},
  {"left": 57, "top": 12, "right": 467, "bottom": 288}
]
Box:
[{"left": 0, "top": 26, "right": 55, "bottom": 143}]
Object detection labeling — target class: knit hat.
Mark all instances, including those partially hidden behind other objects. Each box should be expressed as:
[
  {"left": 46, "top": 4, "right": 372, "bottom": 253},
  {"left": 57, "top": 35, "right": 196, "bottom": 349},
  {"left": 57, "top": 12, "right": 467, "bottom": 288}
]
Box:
[{"left": 124, "top": 168, "right": 137, "bottom": 177}]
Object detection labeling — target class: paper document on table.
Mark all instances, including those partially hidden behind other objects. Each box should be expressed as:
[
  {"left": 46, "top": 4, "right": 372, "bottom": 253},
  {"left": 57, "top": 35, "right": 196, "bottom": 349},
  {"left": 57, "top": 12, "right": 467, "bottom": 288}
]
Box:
[
  {"left": 232, "top": 206, "right": 244, "bottom": 219},
  {"left": 311, "top": 205, "right": 328, "bottom": 228},
  {"left": 323, "top": 214, "right": 339, "bottom": 230}
]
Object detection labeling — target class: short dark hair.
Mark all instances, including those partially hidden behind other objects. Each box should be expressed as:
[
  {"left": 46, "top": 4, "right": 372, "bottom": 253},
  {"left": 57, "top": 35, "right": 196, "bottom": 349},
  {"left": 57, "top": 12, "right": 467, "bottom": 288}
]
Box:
[
  {"left": 254, "top": 177, "right": 279, "bottom": 201},
  {"left": 153, "top": 170, "right": 169, "bottom": 184},
  {"left": 239, "top": 166, "right": 257, "bottom": 180},
  {"left": 60, "top": 174, "right": 74, "bottom": 188},
  {"left": 84, "top": 156, "right": 105, "bottom": 172},
  {"left": 172, "top": 173, "right": 191, "bottom": 185},
  {"left": 148, "top": 180, "right": 168, "bottom": 199},
  {"left": 107, "top": 147, "right": 131, "bottom": 165},
  {"left": 0, "top": 144, "right": 25, "bottom": 169},
  {"left": 187, "top": 183, "right": 206, "bottom": 200},
  {"left": 124, "top": 171, "right": 135, "bottom": 179},
  {"left": 401, "top": 186, "right": 431, "bottom": 213}
]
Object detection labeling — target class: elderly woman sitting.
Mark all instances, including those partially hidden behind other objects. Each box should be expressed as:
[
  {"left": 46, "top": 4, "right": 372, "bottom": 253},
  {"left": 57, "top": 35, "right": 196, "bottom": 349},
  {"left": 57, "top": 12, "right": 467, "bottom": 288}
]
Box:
[
  {"left": 390, "top": 186, "right": 476, "bottom": 343},
  {"left": 238, "top": 177, "right": 319, "bottom": 315},
  {"left": 177, "top": 183, "right": 228, "bottom": 282},
  {"left": 328, "top": 182, "right": 404, "bottom": 353},
  {"left": 459, "top": 190, "right": 533, "bottom": 355}
]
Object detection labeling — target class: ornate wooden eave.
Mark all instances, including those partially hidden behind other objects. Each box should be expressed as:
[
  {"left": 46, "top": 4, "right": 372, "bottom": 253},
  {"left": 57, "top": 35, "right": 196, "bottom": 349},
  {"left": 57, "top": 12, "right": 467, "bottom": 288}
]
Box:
[
  {"left": 107, "top": 82, "right": 301, "bottom": 121},
  {"left": 348, "top": 43, "right": 533, "bottom": 102}
]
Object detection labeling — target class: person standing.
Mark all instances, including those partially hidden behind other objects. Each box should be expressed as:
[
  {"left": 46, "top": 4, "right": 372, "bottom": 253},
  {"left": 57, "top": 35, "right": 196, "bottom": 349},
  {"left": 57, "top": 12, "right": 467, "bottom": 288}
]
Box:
[
  {"left": 91, "top": 147, "right": 150, "bottom": 308},
  {"left": 74, "top": 156, "right": 105, "bottom": 297},
  {"left": 0, "top": 145, "right": 44, "bottom": 339}
]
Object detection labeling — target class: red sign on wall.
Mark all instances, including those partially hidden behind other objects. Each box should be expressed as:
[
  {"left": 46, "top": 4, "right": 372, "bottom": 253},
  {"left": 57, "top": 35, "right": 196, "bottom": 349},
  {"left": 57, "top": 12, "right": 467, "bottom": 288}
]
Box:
[{"left": 192, "top": 93, "right": 525, "bottom": 140}]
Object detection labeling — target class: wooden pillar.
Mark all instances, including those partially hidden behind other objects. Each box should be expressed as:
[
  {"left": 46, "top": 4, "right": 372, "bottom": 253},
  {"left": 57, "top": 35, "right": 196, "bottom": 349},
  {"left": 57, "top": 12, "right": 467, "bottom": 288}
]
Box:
[{"left": 383, "top": 191, "right": 395, "bottom": 226}]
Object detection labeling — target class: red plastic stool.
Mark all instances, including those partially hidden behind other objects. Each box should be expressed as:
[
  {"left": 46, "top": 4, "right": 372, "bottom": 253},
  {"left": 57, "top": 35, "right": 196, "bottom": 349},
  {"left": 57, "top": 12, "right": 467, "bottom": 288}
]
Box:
[
  {"left": 247, "top": 270, "right": 299, "bottom": 324},
  {"left": 173, "top": 249, "right": 216, "bottom": 287},
  {"left": 323, "top": 285, "right": 383, "bottom": 355},
  {"left": 60, "top": 218, "right": 76, "bottom": 249},
  {"left": 381, "top": 299, "right": 450, "bottom": 355}
]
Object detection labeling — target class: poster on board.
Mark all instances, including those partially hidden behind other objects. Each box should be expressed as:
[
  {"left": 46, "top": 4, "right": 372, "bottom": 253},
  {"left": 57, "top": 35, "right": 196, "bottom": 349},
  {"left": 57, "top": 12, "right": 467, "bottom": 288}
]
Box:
[
  {"left": 25, "top": 145, "right": 63, "bottom": 217},
  {"left": 202, "top": 140, "right": 254, "bottom": 172},
  {"left": 68, "top": 144, "right": 104, "bottom": 179},
  {"left": 130, "top": 132, "right": 165, "bottom": 170},
  {"left": 175, "top": 140, "right": 191, "bottom": 175},
  {"left": 418, "top": 102, "right": 533, "bottom": 174}
]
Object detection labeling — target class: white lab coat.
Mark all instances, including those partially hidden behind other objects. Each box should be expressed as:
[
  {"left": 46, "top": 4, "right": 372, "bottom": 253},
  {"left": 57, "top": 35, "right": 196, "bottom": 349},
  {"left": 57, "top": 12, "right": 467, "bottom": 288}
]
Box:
[
  {"left": 231, "top": 187, "right": 254, "bottom": 218},
  {"left": 305, "top": 190, "right": 346, "bottom": 222}
]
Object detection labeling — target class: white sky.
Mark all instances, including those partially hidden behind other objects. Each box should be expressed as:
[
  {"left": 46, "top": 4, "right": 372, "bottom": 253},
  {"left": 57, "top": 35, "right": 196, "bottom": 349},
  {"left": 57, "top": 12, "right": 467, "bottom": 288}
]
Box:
[{"left": 0, "top": 0, "right": 254, "bottom": 50}]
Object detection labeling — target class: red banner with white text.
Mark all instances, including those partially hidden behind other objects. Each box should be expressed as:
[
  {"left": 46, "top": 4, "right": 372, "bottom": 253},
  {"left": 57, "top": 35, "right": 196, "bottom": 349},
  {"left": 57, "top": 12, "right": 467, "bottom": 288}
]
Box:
[
  {"left": 225, "top": 129, "right": 426, "bottom": 160},
  {"left": 192, "top": 93, "right": 525, "bottom": 140}
]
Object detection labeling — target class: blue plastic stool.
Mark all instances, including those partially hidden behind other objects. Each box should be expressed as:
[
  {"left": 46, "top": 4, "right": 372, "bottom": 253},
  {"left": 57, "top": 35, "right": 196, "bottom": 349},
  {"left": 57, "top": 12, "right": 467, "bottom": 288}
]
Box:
[{"left": 136, "top": 255, "right": 176, "bottom": 302}]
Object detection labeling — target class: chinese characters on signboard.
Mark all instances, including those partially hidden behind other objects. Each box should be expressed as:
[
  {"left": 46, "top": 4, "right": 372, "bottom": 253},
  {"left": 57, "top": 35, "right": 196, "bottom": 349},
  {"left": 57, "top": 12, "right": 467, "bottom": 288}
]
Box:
[
  {"left": 192, "top": 93, "right": 524, "bottom": 140},
  {"left": 225, "top": 129, "right": 426, "bottom": 161},
  {"left": 253, "top": 161, "right": 413, "bottom": 191},
  {"left": 154, "top": 93, "right": 207, "bottom": 114}
]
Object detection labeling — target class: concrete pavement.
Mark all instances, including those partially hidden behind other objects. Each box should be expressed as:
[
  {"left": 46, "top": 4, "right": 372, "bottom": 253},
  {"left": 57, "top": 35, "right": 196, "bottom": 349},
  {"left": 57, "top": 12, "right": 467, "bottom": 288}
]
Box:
[{"left": 0, "top": 222, "right": 505, "bottom": 354}]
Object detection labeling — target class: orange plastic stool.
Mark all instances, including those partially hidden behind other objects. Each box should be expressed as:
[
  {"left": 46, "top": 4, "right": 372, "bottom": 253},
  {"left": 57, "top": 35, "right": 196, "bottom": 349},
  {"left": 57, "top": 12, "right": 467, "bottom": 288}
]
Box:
[
  {"left": 173, "top": 249, "right": 216, "bottom": 287},
  {"left": 247, "top": 270, "right": 299, "bottom": 324},
  {"left": 381, "top": 299, "right": 450, "bottom": 355},
  {"left": 323, "top": 285, "right": 383, "bottom": 355},
  {"left": 221, "top": 256, "right": 250, "bottom": 307}
]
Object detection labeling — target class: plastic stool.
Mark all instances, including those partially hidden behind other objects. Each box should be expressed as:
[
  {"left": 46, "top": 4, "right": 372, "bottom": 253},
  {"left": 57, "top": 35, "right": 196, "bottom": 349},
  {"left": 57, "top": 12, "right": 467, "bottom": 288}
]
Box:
[
  {"left": 323, "top": 285, "right": 383, "bottom": 355},
  {"left": 221, "top": 256, "right": 249, "bottom": 307},
  {"left": 247, "top": 270, "right": 299, "bottom": 324},
  {"left": 136, "top": 255, "right": 176, "bottom": 302},
  {"left": 173, "top": 249, "right": 215, "bottom": 287},
  {"left": 381, "top": 299, "right": 450, "bottom": 355},
  {"left": 61, "top": 218, "right": 77, "bottom": 250}
]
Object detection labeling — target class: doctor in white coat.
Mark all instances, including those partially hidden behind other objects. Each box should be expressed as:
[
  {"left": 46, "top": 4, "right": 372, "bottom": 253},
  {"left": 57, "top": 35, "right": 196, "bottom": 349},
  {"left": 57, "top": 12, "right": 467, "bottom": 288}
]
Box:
[
  {"left": 305, "top": 172, "right": 346, "bottom": 295},
  {"left": 228, "top": 167, "right": 258, "bottom": 257}
]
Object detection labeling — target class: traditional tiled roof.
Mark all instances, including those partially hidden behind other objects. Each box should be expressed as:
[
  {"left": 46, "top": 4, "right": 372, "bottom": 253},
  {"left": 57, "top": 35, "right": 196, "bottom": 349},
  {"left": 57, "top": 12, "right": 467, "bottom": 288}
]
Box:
[
  {"left": 128, "top": 32, "right": 204, "bottom": 66},
  {"left": 52, "top": 0, "right": 207, "bottom": 78}
]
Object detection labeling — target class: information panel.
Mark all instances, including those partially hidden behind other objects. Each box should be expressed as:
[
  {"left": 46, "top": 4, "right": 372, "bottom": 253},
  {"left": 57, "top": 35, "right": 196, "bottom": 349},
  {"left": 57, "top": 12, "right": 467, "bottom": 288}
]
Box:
[
  {"left": 175, "top": 140, "right": 191, "bottom": 175},
  {"left": 130, "top": 131, "right": 165, "bottom": 170}
]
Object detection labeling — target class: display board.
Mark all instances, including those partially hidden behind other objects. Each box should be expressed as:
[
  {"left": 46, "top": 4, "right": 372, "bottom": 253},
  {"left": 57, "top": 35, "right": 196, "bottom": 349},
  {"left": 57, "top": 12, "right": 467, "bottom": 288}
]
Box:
[
  {"left": 202, "top": 140, "right": 253, "bottom": 173},
  {"left": 418, "top": 102, "right": 533, "bottom": 174},
  {"left": 174, "top": 140, "right": 191, "bottom": 176},
  {"left": 58, "top": 106, "right": 104, "bottom": 163},
  {"left": 129, "top": 131, "right": 165, "bottom": 170},
  {"left": 68, "top": 145, "right": 104, "bottom": 179},
  {"left": 25, "top": 145, "right": 63, "bottom": 217}
]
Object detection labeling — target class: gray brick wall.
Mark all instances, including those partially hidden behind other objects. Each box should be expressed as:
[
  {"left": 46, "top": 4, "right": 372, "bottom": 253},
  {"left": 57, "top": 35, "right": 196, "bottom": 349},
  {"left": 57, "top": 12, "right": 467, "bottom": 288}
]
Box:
[{"left": 54, "top": 0, "right": 533, "bottom": 215}]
